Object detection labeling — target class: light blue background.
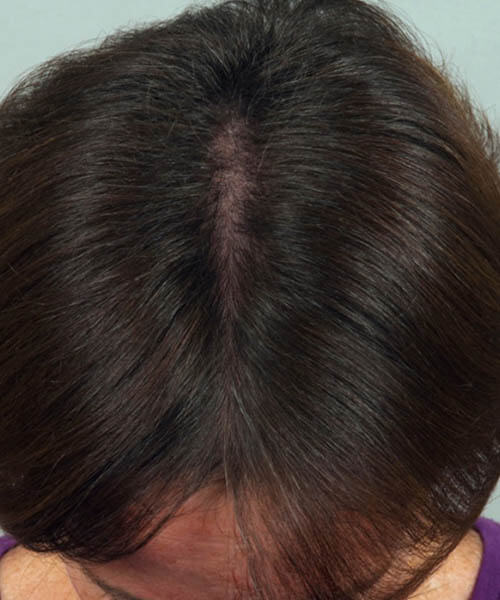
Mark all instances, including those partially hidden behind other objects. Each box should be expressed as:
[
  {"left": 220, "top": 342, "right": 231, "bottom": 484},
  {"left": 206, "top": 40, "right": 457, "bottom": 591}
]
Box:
[{"left": 0, "top": 0, "right": 499, "bottom": 534}]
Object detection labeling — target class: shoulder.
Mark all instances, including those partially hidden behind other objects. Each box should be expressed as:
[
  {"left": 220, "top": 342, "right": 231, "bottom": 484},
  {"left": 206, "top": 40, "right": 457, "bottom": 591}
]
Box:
[
  {"left": 0, "top": 545, "right": 78, "bottom": 600},
  {"left": 409, "top": 528, "right": 484, "bottom": 600},
  {"left": 441, "top": 528, "right": 484, "bottom": 600}
]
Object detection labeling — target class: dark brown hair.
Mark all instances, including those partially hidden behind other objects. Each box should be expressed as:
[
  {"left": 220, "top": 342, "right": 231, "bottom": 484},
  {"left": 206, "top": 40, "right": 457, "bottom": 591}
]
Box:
[{"left": 1, "top": 0, "right": 500, "bottom": 597}]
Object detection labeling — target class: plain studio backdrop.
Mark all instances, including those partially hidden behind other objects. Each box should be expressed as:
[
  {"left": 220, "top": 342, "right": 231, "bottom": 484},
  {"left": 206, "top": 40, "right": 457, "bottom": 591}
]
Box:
[{"left": 0, "top": 0, "right": 499, "bottom": 537}]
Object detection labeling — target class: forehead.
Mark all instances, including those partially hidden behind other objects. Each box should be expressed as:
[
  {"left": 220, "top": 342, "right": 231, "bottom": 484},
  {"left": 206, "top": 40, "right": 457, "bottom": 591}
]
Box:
[
  {"left": 87, "top": 488, "right": 253, "bottom": 596},
  {"left": 139, "top": 488, "right": 240, "bottom": 561}
]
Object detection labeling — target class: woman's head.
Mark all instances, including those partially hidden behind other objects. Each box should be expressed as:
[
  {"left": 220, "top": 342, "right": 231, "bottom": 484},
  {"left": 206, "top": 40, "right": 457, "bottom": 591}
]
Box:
[{"left": 1, "top": 0, "right": 499, "bottom": 598}]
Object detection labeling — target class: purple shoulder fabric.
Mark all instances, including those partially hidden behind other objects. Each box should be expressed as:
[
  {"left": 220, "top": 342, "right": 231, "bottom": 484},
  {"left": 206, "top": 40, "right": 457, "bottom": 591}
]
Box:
[
  {"left": 0, "top": 534, "right": 18, "bottom": 558},
  {"left": 470, "top": 516, "right": 500, "bottom": 600}
]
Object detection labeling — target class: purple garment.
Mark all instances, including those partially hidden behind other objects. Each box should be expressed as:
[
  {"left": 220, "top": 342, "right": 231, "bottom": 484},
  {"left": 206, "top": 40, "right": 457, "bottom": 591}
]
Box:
[
  {"left": 470, "top": 516, "right": 500, "bottom": 600},
  {"left": 0, "top": 517, "right": 499, "bottom": 598},
  {"left": 0, "top": 533, "right": 17, "bottom": 557}
]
